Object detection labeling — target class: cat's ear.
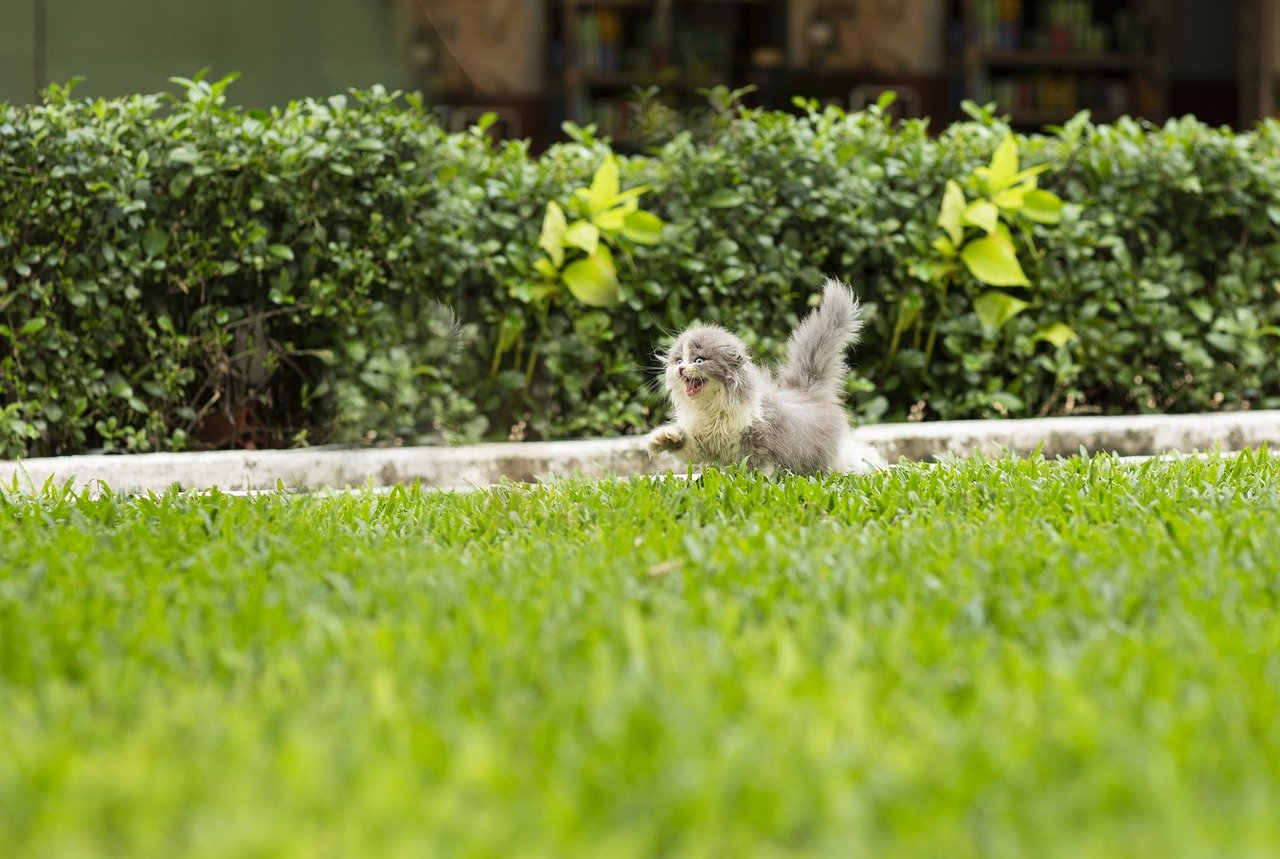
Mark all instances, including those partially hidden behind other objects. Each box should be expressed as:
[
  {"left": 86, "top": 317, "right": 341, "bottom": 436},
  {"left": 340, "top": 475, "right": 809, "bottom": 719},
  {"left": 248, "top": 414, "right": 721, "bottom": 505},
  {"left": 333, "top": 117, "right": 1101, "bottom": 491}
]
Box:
[{"left": 723, "top": 348, "right": 751, "bottom": 392}]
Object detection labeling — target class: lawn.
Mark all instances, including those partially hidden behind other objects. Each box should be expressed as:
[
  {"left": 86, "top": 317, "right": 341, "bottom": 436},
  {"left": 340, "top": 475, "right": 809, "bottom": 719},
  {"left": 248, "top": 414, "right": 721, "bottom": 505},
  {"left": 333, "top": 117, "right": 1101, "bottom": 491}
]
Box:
[{"left": 2, "top": 453, "right": 1279, "bottom": 858}]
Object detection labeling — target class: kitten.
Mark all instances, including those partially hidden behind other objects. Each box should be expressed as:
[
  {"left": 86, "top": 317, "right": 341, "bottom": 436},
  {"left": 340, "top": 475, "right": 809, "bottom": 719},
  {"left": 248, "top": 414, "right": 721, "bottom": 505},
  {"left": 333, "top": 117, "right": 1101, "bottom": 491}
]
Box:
[{"left": 646, "top": 278, "right": 886, "bottom": 475}]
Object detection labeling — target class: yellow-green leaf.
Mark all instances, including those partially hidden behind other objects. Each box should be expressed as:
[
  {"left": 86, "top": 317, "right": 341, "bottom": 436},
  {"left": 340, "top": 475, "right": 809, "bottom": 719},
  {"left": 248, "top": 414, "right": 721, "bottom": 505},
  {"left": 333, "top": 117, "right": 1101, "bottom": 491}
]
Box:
[
  {"left": 538, "top": 201, "right": 567, "bottom": 267},
  {"left": 564, "top": 220, "right": 600, "bottom": 255},
  {"left": 561, "top": 248, "right": 619, "bottom": 307},
  {"left": 1021, "top": 189, "right": 1065, "bottom": 224},
  {"left": 587, "top": 154, "right": 620, "bottom": 213},
  {"left": 621, "top": 210, "right": 664, "bottom": 245},
  {"left": 533, "top": 257, "right": 559, "bottom": 278},
  {"left": 960, "top": 225, "right": 1030, "bottom": 286},
  {"left": 913, "top": 259, "right": 957, "bottom": 284},
  {"left": 593, "top": 207, "right": 628, "bottom": 232},
  {"left": 1011, "top": 163, "right": 1050, "bottom": 186},
  {"left": 993, "top": 184, "right": 1031, "bottom": 210},
  {"left": 938, "top": 180, "right": 966, "bottom": 247},
  {"left": 988, "top": 133, "right": 1019, "bottom": 192},
  {"left": 1035, "top": 322, "right": 1078, "bottom": 347},
  {"left": 974, "top": 290, "right": 1031, "bottom": 332},
  {"left": 612, "top": 185, "right": 650, "bottom": 206},
  {"left": 931, "top": 235, "right": 957, "bottom": 258},
  {"left": 962, "top": 200, "right": 999, "bottom": 234}
]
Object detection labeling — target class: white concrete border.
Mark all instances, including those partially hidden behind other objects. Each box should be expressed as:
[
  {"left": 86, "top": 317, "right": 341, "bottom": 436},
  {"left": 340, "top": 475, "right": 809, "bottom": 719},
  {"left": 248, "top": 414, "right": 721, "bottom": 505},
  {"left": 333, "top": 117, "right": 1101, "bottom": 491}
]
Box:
[{"left": 2, "top": 410, "right": 1278, "bottom": 494}]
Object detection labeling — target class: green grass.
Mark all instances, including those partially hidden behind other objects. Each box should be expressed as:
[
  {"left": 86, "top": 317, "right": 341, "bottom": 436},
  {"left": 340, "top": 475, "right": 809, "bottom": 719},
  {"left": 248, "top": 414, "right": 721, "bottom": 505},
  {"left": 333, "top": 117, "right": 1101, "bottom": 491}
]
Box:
[{"left": 3, "top": 453, "right": 1280, "bottom": 858}]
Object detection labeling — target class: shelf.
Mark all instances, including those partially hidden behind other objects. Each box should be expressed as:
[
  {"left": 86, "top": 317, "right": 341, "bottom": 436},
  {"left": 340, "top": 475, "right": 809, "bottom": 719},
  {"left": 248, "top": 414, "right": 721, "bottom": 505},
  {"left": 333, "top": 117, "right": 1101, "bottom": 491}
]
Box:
[
  {"left": 956, "top": 1, "right": 1169, "bottom": 126},
  {"left": 970, "top": 48, "right": 1155, "bottom": 72},
  {"left": 563, "top": 0, "right": 782, "bottom": 6},
  {"left": 562, "top": 0, "right": 655, "bottom": 7},
  {"left": 564, "top": 68, "right": 719, "bottom": 88},
  {"left": 566, "top": 69, "right": 667, "bottom": 87},
  {"left": 560, "top": 0, "right": 787, "bottom": 129}
]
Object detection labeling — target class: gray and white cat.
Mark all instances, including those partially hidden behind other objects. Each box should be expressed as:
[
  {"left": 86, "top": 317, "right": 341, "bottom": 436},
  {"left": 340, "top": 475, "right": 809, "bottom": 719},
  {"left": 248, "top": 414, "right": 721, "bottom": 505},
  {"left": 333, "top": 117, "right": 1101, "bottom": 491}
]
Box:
[{"left": 646, "top": 278, "right": 886, "bottom": 475}]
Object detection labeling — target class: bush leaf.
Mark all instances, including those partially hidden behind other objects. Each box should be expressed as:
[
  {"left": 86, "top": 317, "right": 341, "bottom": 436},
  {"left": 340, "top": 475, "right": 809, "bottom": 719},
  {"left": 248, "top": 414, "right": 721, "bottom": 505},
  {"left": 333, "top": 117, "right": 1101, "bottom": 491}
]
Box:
[
  {"left": 961, "top": 225, "right": 1030, "bottom": 286},
  {"left": 593, "top": 207, "right": 628, "bottom": 232},
  {"left": 142, "top": 227, "right": 169, "bottom": 257},
  {"left": 168, "top": 170, "right": 193, "bottom": 199},
  {"left": 938, "top": 180, "right": 966, "bottom": 246},
  {"left": 1035, "top": 322, "right": 1078, "bottom": 347},
  {"left": 988, "top": 133, "right": 1019, "bottom": 191},
  {"left": 707, "top": 189, "right": 744, "bottom": 209},
  {"left": 962, "top": 200, "right": 999, "bottom": 234},
  {"left": 587, "top": 154, "right": 620, "bottom": 213},
  {"left": 564, "top": 220, "right": 600, "bottom": 255},
  {"left": 974, "top": 291, "right": 1030, "bottom": 332},
  {"left": 621, "top": 210, "right": 663, "bottom": 245},
  {"left": 1021, "top": 189, "right": 1065, "bottom": 224},
  {"left": 538, "top": 202, "right": 567, "bottom": 267},
  {"left": 994, "top": 185, "right": 1030, "bottom": 209},
  {"left": 561, "top": 249, "right": 619, "bottom": 307}
]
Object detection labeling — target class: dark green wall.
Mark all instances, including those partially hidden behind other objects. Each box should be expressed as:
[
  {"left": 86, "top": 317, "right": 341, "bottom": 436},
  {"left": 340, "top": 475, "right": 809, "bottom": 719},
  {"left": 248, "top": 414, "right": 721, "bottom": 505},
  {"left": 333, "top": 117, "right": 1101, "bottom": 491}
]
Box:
[
  {"left": 1, "top": 3, "right": 37, "bottom": 101},
  {"left": 4, "top": 0, "right": 416, "bottom": 105}
]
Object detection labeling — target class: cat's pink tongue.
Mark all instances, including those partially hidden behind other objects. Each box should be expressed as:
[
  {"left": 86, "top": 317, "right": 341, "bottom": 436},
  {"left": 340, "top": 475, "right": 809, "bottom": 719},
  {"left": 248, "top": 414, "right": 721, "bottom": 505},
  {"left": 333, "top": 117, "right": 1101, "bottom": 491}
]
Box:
[{"left": 684, "top": 378, "right": 705, "bottom": 398}]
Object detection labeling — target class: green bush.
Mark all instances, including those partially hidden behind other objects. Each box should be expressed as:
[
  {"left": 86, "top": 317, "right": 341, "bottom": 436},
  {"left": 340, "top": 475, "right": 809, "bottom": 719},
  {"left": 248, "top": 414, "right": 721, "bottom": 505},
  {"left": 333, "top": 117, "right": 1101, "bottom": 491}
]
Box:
[{"left": 3, "top": 78, "right": 1280, "bottom": 458}]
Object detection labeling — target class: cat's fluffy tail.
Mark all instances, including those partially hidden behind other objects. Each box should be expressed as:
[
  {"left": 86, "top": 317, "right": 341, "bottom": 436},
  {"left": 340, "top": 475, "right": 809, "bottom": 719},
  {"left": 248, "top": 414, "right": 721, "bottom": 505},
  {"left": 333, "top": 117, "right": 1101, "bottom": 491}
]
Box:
[{"left": 778, "top": 278, "right": 865, "bottom": 398}]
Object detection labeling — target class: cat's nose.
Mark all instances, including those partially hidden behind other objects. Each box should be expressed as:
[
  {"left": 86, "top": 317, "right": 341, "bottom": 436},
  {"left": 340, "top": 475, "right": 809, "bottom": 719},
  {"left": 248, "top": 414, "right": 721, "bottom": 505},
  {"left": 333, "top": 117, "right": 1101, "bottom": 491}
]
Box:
[{"left": 677, "top": 365, "right": 686, "bottom": 378}]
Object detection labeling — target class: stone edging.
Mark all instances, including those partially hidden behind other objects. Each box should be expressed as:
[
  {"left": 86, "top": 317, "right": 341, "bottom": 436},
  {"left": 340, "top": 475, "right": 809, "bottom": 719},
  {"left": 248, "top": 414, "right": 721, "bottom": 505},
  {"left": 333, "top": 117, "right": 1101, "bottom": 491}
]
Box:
[{"left": 2, "top": 410, "right": 1277, "bottom": 494}]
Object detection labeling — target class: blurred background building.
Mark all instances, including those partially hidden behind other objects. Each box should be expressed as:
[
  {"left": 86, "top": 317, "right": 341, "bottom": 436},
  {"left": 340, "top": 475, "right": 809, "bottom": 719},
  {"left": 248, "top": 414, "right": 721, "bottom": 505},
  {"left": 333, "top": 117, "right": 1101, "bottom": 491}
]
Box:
[{"left": 3, "top": 1, "right": 1276, "bottom": 146}]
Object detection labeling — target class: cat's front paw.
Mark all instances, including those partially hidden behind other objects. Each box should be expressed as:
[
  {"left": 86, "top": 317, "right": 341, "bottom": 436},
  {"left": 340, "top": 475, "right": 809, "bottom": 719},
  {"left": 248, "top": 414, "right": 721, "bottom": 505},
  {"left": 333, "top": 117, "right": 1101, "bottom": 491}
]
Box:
[{"left": 646, "top": 426, "right": 687, "bottom": 456}]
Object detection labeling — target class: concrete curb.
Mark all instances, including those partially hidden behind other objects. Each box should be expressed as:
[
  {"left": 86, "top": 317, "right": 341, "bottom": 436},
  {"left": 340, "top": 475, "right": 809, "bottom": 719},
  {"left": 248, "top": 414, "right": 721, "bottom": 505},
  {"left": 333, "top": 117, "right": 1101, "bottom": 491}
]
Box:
[
  {"left": 855, "top": 409, "right": 1280, "bottom": 462},
  {"left": 3, "top": 410, "right": 1278, "bottom": 494}
]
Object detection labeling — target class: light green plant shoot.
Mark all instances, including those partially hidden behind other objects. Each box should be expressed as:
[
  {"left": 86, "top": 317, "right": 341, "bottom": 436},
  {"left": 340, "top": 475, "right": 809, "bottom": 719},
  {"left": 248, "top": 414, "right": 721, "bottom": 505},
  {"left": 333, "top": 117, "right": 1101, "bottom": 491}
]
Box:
[
  {"left": 534, "top": 153, "right": 665, "bottom": 308},
  {"left": 929, "top": 133, "right": 1075, "bottom": 345}
]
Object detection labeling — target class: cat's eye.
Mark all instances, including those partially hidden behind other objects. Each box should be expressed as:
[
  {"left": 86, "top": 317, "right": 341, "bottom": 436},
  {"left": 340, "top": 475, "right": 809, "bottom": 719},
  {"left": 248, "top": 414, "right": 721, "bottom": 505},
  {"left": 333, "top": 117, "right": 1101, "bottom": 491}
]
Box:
[{"left": 693, "top": 357, "right": 705, "bottom": 364}]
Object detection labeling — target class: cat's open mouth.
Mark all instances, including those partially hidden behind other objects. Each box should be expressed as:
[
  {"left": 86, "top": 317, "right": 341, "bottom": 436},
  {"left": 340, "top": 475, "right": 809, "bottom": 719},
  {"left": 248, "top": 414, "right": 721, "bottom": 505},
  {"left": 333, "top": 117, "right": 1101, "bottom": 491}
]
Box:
[{"left": 684, "top": 377, "right": 706, "bottom": 398}]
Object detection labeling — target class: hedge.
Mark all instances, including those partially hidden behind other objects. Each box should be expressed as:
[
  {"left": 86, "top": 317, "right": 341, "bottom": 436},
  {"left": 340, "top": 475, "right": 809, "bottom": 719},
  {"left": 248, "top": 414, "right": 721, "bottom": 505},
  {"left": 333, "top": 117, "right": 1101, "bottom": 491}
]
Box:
[{"left": 3, "top": 77, "right": 1280, "bottom": 458}]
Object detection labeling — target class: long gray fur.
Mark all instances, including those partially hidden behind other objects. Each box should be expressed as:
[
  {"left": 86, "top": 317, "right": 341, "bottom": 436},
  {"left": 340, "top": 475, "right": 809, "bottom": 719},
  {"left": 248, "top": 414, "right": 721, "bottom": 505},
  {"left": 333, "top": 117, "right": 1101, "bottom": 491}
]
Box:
[
  {"left": 777, "top": 279, "right": 865, "bottom": 396},
  {"left": 646, "top": 278, "right": 886, "bottom": 475}
]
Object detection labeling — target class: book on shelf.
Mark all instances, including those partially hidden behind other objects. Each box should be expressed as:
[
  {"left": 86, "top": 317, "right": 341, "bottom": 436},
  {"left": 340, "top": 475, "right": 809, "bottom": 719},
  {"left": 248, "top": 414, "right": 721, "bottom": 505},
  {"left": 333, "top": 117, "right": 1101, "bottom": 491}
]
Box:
[
  {"left": 971, "top": 0, "right": 1142, "bottom": 55},
  {"left": 982, "top": 72, "right": 1130, "bottom": 116},
  {"left": 573, "top": 8, "right": 661, "bottom": 75},
  {"left": 971, "top": 0, "right": 1025, "bottom": 50}
]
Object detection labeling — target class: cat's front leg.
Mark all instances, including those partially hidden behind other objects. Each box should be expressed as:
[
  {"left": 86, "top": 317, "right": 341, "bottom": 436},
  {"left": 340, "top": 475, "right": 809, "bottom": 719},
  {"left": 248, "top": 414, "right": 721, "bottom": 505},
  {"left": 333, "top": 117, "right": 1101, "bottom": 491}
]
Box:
[{"left": 646, "top": 424, "right": 688, "bottom": 457}]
